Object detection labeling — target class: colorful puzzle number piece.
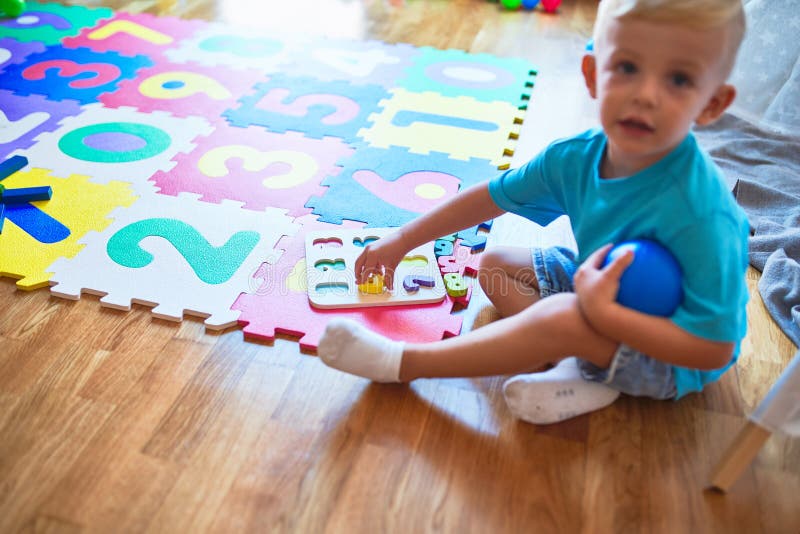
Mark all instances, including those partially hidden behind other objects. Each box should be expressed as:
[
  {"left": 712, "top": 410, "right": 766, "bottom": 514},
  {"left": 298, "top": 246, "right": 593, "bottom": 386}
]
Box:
[
  {"left": 399, "top": 47, "right": 537, "bottom": 107},
  {"left": 225, "top": 75, "right": 389, "bottom": 143},
  {"left": 359, "top": 88, "right": 522, "bottom": 166},
  {"left": 100, "top": 60, "right": 265, "bottom": 119},
  {"left": 443, "top": 272, "right": 468, "bottom": 297},
  {"left": 280, "top": 38, "right": 419, "bottom": 88},
  {"left": 305, "top": 227, "right": 446, "bottom": 309},
  {"left": 17, "top": 102, "right": 213, "bottom": 188},
  {"left": 47, "top": 192, "right": 299, "bottom": 330},
  {"left": 164, "top": 23, "right": 298, "bottom": 72},
  {"left": 0, "top": 45, "right": 152, "bottom": 103},
  {"left": 305, "top": 146, "right": 496, "bottom": 250},
  {"left": 321, "top": 137, "right": 499, "bottom": 246},
  {"left": 358, "top": 274, "right": 385, "bottom": 295},
  {"left": 149, "top": 123, "right": 354, "bottom": 217},
  {"left": 62, "top": 12, "right": 207, "bottom": 60},
  {"left": 402, "top": 274, "right": 436, "bottom": 292},
  {"left": 0, "top": 165, "right": 136, "bottom": 289}
]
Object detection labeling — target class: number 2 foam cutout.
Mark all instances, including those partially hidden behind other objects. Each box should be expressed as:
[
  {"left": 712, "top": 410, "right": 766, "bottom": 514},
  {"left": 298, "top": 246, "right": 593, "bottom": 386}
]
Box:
[{"left": 48, "top": 191, "right": 300, "bottom": 330}]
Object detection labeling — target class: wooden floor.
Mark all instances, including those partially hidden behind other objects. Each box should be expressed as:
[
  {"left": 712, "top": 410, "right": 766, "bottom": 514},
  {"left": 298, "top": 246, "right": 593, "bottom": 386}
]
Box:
[{"left": 2, "top": 1, "right": 798, "bottom": 532}]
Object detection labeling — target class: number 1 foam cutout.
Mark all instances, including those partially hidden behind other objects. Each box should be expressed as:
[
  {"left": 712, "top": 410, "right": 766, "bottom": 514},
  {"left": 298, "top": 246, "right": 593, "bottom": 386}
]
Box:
[{"left": 305, "top": 227, "right": 446, "bottom": 309}]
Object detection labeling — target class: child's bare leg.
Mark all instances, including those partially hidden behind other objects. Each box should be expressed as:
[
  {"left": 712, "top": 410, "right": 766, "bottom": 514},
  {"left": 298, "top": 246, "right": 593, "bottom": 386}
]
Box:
[
  {"left": 399, "top": 292, "right": 615, "bottom": 380},
  {"left": 477, "top": 246, "right": 541, "bottom": 317}
]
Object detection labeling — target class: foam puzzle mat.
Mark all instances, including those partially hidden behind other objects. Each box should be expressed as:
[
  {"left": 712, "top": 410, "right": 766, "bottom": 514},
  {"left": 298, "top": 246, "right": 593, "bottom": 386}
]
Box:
[{"left": 0, "top": 2, "right": 536, "bottom": 347}]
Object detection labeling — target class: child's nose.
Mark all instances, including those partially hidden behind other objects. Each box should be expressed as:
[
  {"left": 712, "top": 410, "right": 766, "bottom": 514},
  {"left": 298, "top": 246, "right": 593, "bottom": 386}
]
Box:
[{"left": 633, "top": 76, "right": 660, "bottom": 107}]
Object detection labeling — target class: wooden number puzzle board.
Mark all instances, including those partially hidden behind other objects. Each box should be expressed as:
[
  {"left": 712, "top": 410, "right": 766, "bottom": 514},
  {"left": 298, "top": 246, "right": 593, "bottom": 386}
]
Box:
[
  {"left": 305, "top": 228, "right": 445, "bottom": 309},
  {"left": 0, "top": 2, "right": 535, "bottom": 346}
]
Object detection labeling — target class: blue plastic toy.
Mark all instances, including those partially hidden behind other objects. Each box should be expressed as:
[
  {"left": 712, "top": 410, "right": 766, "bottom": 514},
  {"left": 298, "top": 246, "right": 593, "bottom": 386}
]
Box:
[
  {"left": 602, "top": 239, "right": 683, "bottom": 317},
  {"left": 0, "top": 0, "right": 25, "bottom": 17}
]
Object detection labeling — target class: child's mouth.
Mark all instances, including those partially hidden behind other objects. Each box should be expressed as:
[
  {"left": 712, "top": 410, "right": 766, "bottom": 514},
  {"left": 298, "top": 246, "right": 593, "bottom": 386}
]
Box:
[{"left": 619, "top": 118, "right": 655, "bottom": 135}]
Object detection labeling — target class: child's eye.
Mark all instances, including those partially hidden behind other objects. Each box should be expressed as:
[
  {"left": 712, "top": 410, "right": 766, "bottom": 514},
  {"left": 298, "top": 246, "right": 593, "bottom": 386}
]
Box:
[
  {"left": 616, "top": 61, "right": 637, "bottom": 74},
  {"left": 670, "top": 72, "right": 692, "bottom": 87}
]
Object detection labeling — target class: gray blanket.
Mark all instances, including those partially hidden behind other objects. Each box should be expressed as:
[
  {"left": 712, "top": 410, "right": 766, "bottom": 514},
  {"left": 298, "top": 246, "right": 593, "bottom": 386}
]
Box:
[{"left": 695, "top": 114, "right": 800, "bottom": 347}]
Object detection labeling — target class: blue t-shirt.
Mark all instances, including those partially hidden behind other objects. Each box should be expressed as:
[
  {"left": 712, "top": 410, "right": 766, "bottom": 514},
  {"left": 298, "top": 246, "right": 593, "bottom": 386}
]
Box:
[{"left": 488, "top": 129, "right": 750, "bottom": 398}]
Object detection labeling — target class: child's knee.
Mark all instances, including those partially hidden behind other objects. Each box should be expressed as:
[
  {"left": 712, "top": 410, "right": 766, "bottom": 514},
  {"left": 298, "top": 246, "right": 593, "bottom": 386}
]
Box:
[
  {"left": 529, "top": 294, "right": 617, "bottom": 363},
  {"left": 477, "top": 249, "right": 505, "bottom": 294},
  {"left": 532, "top": 293, "right": 591, "bottom": 336},
  {"left": 477, "top": 247, "right": 536, "bottom": 294},
  {"left": 477, "top": 247, "right": 507, "bottom": 273}
]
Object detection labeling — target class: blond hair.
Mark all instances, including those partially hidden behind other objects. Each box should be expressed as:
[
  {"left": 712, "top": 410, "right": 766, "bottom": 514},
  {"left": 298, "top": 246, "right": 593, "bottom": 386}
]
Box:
[{"left": 593, "top": 0, "right": 746, "bottom": 77}]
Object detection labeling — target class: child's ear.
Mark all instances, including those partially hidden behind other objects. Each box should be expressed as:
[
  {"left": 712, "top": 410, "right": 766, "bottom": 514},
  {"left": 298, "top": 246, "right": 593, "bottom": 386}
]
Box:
[
  {"left": 695, "top": 84, "right": 736, "bottom": 126},
  {"left": 581, "top": 54, "right": 598, "bottom": 99}
]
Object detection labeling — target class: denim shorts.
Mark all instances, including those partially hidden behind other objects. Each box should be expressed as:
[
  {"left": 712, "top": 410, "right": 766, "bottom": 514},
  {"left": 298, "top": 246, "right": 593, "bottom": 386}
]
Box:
[{"left": 532, "top": 246, "right": 677, "bottom": 400}]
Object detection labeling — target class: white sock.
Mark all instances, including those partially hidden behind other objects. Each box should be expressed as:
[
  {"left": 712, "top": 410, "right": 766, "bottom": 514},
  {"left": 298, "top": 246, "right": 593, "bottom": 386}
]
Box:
[
  {"left": 502, "top": 357, "right": 620, "bottom": 425},
  {"left": 317, "top": 318, "right": 404, "bottom": 383}
]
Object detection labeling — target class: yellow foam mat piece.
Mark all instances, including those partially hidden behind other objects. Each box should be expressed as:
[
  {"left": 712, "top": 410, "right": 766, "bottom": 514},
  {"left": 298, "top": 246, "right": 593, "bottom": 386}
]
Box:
[
  {"left": 0, "top": 168, "right": 137, "bottom": 289},
  {"left": 358, "top": 89, "right": 523, "bottom": 166}
]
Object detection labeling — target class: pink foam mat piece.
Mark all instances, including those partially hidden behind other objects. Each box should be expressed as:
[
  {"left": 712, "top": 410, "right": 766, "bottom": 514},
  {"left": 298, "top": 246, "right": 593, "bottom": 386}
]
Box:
[
  {"left": 232, "top": 215, "right": 464, "bottom": 351},
  {"left": 100, "top": 60, "right": 266, "bottom": 118},
  {"left": 62, "top": 12, "right": 207, "bottom": 60},
  {"left": 150, "top": 124, "right": 355, "bottom": 217}
]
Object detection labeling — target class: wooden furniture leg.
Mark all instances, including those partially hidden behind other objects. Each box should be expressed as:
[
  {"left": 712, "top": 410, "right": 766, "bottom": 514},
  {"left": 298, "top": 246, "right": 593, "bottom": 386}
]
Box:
[{"left": 709, "top": 420, "right": 772, "bottom": 492}]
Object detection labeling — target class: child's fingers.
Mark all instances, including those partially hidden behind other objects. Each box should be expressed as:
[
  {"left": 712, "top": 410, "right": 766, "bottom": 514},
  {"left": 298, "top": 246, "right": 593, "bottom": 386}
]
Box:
[
  {"left": 354, "top": 250, "right": 371, "bottom": 284},
  {"left": 384, "top": 268, "right": 394, "bottom": 291},
  {"left": 360, "top": 264, "right": 383, "bottom": 284},
  {"left": 355, "top": 250, "right": 382, "bottom": 284},
  {"left": 602, "top": 248, "right": 635, "bottom": 279},
  {"left": 585, "top": 243, "right": 615, "bottom": 268}
]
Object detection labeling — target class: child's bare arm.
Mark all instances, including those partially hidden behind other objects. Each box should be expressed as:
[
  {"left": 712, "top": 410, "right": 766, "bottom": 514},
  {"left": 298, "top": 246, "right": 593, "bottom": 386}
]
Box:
[
  {"left": 355, "top": 183, "right": 505, "bottom": 289},
  {"left": 574, "top": 245, "right": 734, "bottom": 370}
]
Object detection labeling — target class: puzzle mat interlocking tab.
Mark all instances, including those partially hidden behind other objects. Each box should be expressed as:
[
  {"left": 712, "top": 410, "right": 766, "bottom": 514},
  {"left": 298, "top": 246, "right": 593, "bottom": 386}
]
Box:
[{"left": 0, "top": 1, "right": 536, "bottom": 341}]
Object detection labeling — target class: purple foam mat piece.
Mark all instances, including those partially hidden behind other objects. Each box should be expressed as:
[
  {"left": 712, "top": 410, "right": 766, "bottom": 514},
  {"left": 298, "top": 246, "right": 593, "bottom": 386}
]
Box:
[
  {"left": 0, "top": 38, "right": 46, "bottom": 72},
  {"left": 0, "top": 91, "right": 82, "bottom": 160}
]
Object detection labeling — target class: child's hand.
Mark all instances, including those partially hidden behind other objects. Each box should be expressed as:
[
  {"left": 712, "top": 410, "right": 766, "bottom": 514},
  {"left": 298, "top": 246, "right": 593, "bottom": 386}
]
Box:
[
  {"left": 354, "top": 231, "right": 410, "bottom": 290},
  {"left": 574, "top": 243, "right": 635, "bottom": 325}
]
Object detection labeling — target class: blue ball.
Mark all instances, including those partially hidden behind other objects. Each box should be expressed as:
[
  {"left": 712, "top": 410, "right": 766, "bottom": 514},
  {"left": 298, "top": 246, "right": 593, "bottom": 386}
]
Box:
[{"left": 602, "top": 239, "right": 683, "bottom": 317}]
